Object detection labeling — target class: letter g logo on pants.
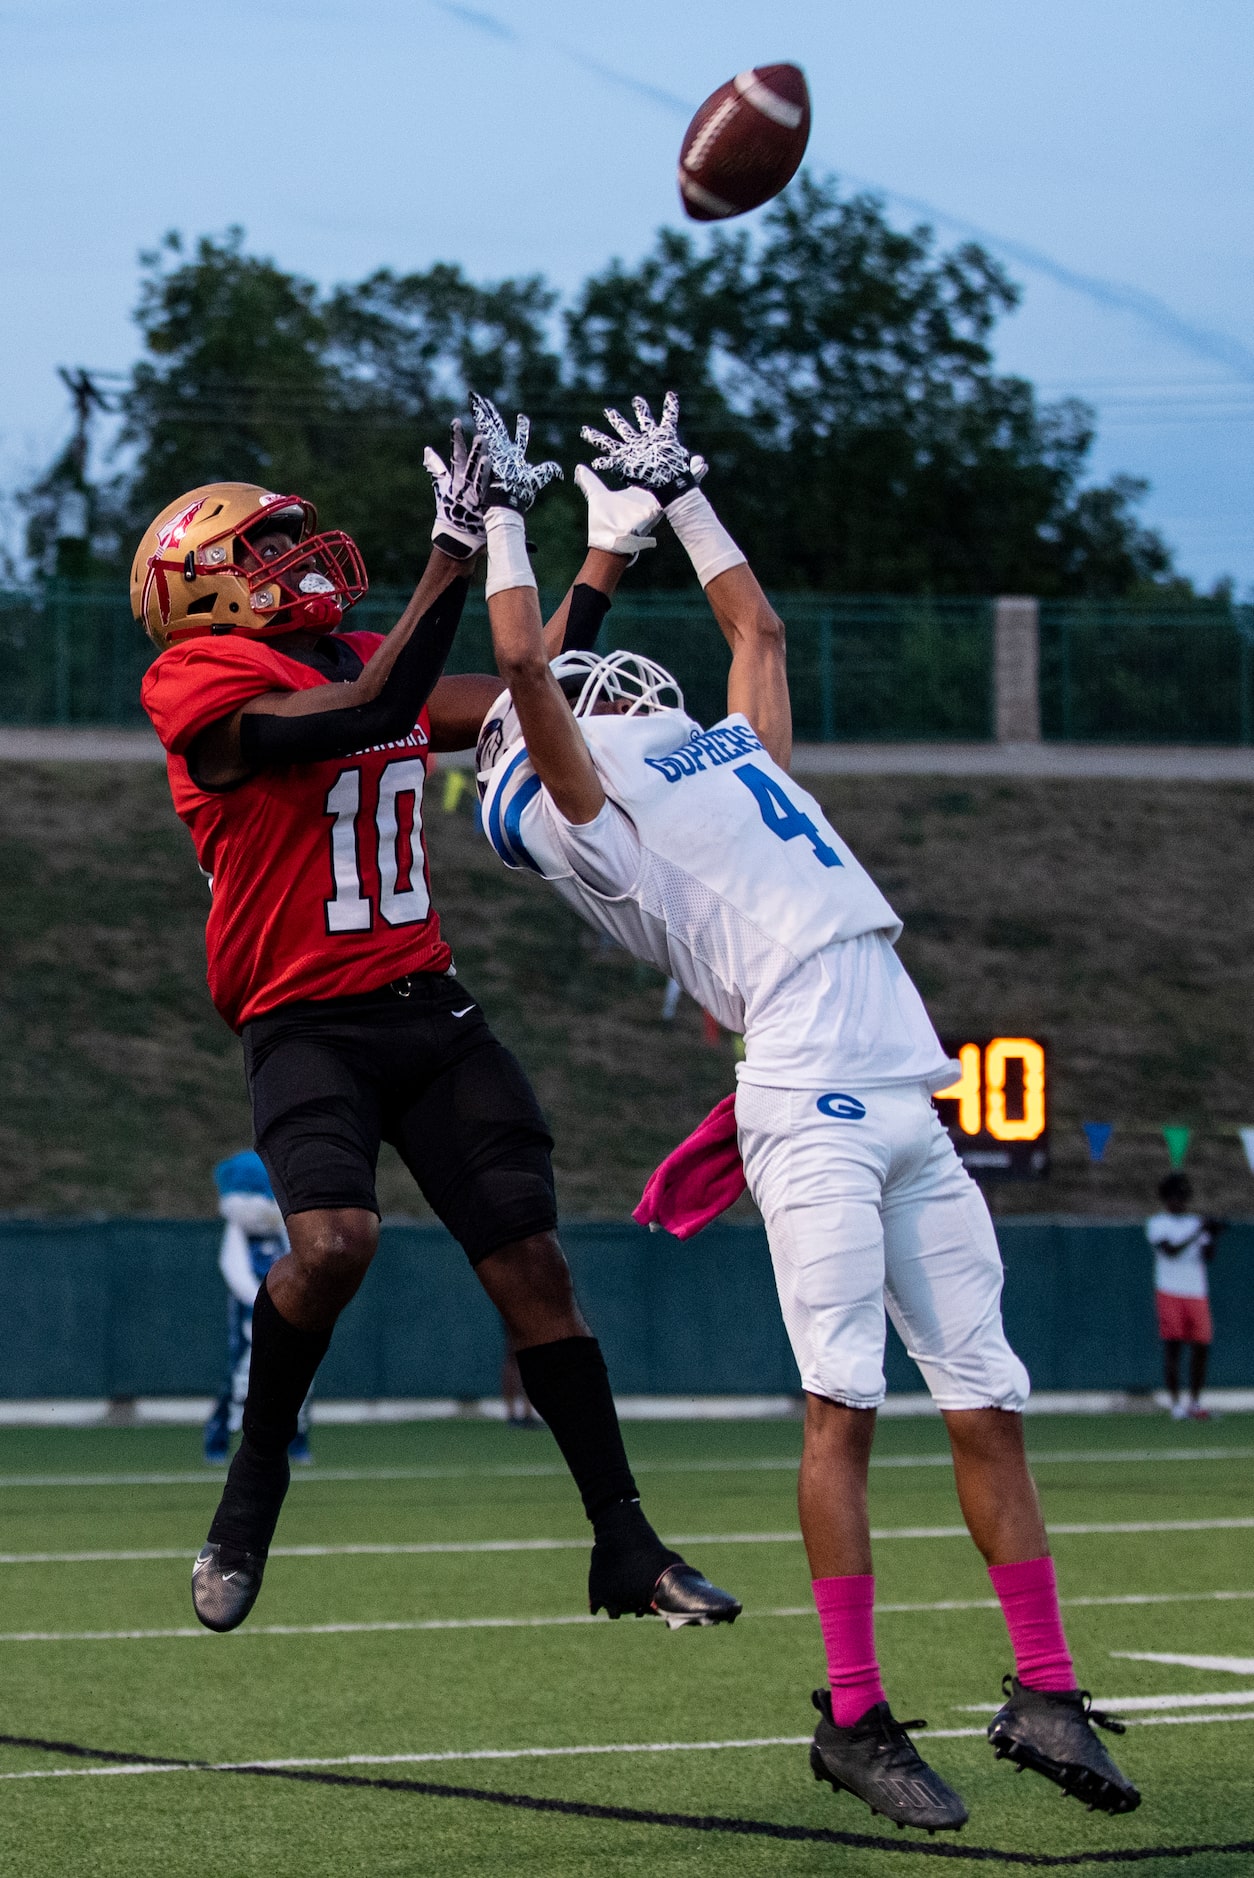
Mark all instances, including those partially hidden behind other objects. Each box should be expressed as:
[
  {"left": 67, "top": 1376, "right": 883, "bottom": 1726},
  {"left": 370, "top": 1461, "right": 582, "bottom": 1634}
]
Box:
[{"left": 816, "top": 1092, "right": 867, "bottom": 1121}]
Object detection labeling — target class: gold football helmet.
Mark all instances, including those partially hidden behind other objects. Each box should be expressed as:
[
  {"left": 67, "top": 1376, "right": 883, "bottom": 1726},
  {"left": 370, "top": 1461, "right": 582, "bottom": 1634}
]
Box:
[{"left": 131, "top": 482, "right": 368, "bottom": 650}]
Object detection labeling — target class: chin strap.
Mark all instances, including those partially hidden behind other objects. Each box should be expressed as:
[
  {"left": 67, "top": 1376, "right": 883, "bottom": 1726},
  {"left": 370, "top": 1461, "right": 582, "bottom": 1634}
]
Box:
[{"left": 284, "top": 594, "right": 344, "bottom": 632}]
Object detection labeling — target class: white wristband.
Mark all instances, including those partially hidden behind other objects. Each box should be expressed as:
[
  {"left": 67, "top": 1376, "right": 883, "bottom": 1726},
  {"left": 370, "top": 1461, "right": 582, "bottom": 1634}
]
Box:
[
  {"left": 664, "top": 487, "right": 747, "bottom": 588},
  {"left": 484, "top": 507, "right": 537, "bottom": 600}
]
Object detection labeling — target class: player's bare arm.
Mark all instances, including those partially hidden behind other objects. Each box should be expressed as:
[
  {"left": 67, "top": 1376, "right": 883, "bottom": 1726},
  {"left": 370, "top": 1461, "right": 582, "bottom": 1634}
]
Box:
[
  {"left": 469, "top": 394, "right": 608, "bottom": 826},
  {"left": 426, "top": 673, "right": 508, "bottom": 751},
  {"left": 425, "top": 544, "right": 634, "bottom": 751},
  {"left": 427, "top": 541, "right": 635, "bottom": 751},
  {"left": 581, "top": 391, "right": 792, "bottom": 769},
  {"left": 428, "top": 463, "right": 650, "bottom": 750},
  {"left": 705, "top": 561, "right": 791, "bottom": 771}
]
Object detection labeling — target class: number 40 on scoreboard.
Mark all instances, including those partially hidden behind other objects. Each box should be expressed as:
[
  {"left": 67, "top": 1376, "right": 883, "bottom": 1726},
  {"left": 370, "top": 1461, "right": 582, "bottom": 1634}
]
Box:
[{"left": 933, "top": 1037, "right": 1049, "bottom": 1180}]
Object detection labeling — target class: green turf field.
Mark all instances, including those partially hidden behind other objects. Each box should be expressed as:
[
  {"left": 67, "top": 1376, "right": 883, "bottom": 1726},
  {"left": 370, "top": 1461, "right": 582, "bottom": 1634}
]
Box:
[{"left": 0, "top": 1413, "right": 1251, "bottom": 1875}]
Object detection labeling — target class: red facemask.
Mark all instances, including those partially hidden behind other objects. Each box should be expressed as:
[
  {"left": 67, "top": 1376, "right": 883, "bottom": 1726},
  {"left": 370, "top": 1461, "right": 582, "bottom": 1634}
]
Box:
[{"left": 241, "top": 530, "right": 368, "bottom": 635}]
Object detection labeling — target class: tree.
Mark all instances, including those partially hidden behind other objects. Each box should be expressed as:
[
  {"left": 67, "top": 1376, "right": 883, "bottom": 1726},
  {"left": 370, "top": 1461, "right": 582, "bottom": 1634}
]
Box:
[
  {"left": 110, "top": 232, "right": 575, "bottom": 585},
  {"left": 564, "top": 176, "right": 1176, "bottom": 596},
  {"left": 120, "top": 229, "right": 332, "bottom": 534},
  {"left": 45, "top": 177, "right": 1180, "bottom": 598}
]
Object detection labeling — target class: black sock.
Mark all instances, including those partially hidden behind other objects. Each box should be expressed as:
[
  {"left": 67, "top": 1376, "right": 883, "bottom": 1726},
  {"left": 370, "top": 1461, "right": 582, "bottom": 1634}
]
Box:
[
  {"left": 206, "top": 1281, "right": 332, "bottom": 1558},
  {"left": 515, "top": 1336, "right": 639, "bottom": 1526},
  {"left": 207, "top": 1441, "right": 291, "bottom": 1559},
  {"left": 241, "top": 1279, "right": 333, "bottom": 1457}
]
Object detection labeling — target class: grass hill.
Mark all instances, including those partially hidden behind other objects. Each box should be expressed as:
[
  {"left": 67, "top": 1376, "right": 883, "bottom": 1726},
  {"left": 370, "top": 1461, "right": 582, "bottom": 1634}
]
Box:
[{"left": 0, "top": 761, "right": 1250, "bottom": 1221}]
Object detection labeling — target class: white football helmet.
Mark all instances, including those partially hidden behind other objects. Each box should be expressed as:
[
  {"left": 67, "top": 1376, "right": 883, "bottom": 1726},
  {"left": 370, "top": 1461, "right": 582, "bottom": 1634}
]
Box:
[
  {"left": 476, "top": 649, "right": 685, "bottom": 801},
  {"left": 550, "top": 648, "right": 685, "bottom": 719}
]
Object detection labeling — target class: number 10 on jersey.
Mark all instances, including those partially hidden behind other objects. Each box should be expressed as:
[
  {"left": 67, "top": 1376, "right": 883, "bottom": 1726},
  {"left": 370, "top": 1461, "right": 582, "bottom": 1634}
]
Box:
[{"left": 324, "top": 760, "right": 430, "bottom": 932}]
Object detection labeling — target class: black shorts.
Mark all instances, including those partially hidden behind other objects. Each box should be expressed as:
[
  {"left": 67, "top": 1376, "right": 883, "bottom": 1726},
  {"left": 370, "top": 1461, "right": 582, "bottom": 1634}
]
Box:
[{"left": 242, "top": 973, "right": 556, "bottom": 1265}]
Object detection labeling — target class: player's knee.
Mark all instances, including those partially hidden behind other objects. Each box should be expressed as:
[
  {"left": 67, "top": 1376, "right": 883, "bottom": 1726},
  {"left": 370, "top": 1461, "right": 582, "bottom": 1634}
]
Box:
[
  {"left": 499, "top": 1231, "right": 576, "bottom": 1307},
  {"left": 287, "top": 1210, "right": 378, "bottom": 1300},
  {"left": 803, "top": 1391, "right": 878, "bottom": 1454},
  {"left": 477, "top": 1230, "right": 583, "bottom": 1336}
]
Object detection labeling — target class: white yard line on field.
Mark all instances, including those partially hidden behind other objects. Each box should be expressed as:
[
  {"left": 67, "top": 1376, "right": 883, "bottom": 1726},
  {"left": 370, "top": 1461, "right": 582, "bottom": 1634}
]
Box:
[
  {"left": 3, "top": 1515, "right": 1253, "bottom": 1567},
  {"left": 6, "top": 1708, "right": 1254, "bottom": 1784},
  {"left": 0, "top": 1445, "right": 1250, "bottom": 1491},
  {"left": 956, "top": 1691, "right": 1254, "bottom": 1713},
  {"left": 1, "top": 1587, "right": 1252, "bottom": 1645},
  {"left": 1113, "top": 1650, "right": 1254, "bottom": 1675}
]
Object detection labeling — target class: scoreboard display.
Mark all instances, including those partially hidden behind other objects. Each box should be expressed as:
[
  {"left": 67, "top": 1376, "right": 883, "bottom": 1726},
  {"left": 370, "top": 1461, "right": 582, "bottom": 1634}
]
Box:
[{"left": 933, "top": 1037, "right": 1049, "bottom": 1180}]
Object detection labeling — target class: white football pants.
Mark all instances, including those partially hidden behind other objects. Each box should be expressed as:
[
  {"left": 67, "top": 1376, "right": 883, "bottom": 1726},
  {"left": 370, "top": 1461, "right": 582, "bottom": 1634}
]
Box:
[{"left": 736, "top": 1079, "right": 1030, "bottom": 1411}]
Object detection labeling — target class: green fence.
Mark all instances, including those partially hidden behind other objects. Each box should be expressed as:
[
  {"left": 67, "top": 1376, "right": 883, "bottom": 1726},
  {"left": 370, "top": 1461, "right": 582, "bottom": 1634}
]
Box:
[
  {"left": 0, "top": 584, "right": 993, "bottom": 742},
  {"left": 0, "top": 583, "right": 156, "bottom": 728},
  {"left": 3, "top": 582, "right": 1251, "bottom": 744},
  {"left": 1, "top": 1217, "right": 1250, "bottom": 1400},
  {"left": 1040, "top": 602, "right": 1254, "bottom": 745}
]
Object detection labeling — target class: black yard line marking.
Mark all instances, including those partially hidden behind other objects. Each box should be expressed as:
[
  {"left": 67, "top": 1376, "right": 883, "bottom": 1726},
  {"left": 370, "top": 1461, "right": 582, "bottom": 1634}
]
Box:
[
  {"left": 1, "top": 1732, "right": 1250, "bottom": 1865},
  {"left": 0, "top": 1730, "right": 204, "bottom": 1767}
]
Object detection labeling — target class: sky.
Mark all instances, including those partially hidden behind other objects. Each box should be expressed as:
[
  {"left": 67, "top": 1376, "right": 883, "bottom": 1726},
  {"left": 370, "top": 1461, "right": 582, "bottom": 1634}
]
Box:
[{"left": 1, "top": 0, "right": 1251, "bottom": 588}]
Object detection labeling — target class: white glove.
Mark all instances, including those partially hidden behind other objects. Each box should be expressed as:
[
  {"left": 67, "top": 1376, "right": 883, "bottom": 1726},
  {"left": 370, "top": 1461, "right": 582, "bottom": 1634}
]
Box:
[
  {"left": 574, "top": 465, "right": 661, "bottom": 558},
  {"left": 469, "top": 392, "right": 562, "bottom": 513},
  {"left": 423, "top": 419, "right": 489, "bottom": 561},
  {"left": 580, "top": 391, "right": 707, "bottom": 503}
]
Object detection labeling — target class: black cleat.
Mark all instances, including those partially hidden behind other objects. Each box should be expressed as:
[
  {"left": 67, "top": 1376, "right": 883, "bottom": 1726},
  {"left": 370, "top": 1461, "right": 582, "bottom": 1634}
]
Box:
[
  {"left": 194, "top": 1440, "right": 290, "bottom": 1633},
  {"left": 588, "top": 1502, "right": 741, "bottom": 1628},
  {"left": 810, "top": 1691, "right": 969, "bottom": 1834},
  {"left": 988, "top": 1675, "right": 1141, "bottom": 1815},
  {"left": 191, "top": 1542, "right": 267, "bottom": 1633}
]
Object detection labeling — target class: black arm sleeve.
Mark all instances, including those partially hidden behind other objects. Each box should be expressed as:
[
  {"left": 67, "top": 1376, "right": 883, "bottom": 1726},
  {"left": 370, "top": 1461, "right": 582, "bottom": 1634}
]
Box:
[
  {"left": 561, "top": 583, "right": 611, "bottom": 653},
  {"left": 238, "top": 578, "right": 470, "bottom": 769}
]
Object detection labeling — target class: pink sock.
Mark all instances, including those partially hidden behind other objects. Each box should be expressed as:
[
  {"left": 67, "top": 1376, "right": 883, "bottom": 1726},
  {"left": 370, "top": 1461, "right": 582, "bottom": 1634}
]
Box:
[
  {"left": 989, "top": 1556, "right": 1075, "bottom": 1692},
  {"left": 812, "top": 1574, "right": 886, "bottom": 1726}
]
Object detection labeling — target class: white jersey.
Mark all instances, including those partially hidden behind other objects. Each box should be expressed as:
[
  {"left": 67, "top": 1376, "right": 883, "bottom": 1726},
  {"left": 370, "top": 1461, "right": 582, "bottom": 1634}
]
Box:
[
  {"left": 1146, "top": 1212, "right": 1210, "bottom": 1299},
  {"left": 480, "top": 709, "right": 953, "bottom": 1091}
]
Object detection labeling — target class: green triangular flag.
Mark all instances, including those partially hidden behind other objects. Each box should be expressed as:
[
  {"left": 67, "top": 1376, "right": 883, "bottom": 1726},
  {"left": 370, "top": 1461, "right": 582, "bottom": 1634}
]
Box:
[{"left": 1162, "top": 1125, "right": 1191, "bottom": 1169}]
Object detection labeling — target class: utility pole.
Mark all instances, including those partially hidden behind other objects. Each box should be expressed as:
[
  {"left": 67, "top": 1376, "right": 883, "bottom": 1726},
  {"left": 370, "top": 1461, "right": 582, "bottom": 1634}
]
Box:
[
  {"left": 57, "top": 367, "right": 111, "bottom": 482},
  {"left": 52, "top": 368, "right": 112, "bottom": 577}
]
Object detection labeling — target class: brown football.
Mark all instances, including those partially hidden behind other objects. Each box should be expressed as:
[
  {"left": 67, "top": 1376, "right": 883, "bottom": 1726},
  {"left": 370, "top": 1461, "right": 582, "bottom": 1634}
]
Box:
[{"left": 678, "top": 64, "right": 811, "bottom": 222}]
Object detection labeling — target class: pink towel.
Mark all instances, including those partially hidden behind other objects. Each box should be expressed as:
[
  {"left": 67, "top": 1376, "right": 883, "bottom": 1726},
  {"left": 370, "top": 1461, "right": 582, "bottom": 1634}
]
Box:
[{"left": 632, "top": 1093, "right": 746, "bottom": 1240}]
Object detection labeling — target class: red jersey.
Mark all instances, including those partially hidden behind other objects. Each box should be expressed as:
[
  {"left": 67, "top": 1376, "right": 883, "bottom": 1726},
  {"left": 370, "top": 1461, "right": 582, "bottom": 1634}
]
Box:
[{"left": 142, "top": 630, "right": 452, "bottom": 1031}]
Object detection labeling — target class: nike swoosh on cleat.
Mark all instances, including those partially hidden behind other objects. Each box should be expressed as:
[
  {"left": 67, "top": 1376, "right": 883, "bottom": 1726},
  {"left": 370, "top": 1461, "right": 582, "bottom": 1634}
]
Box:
[{"left": 451, "top": 1006, "right": 475, "bottom": 1018}]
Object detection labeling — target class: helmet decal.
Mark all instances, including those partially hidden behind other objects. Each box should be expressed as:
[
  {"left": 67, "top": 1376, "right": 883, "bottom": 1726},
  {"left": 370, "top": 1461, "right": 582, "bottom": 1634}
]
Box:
[
  {"left": 155, "top": 497, "right": 206, "bottom": 551},
  {"left": 145, "top": 496, "right": 208, "bottom": 626}
]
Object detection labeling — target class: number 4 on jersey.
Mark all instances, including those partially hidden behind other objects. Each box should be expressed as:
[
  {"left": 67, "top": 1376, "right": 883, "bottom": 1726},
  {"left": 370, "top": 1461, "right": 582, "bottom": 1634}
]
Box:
[{"left": 733, "top": 763, "right": 842, "bottom": 868}]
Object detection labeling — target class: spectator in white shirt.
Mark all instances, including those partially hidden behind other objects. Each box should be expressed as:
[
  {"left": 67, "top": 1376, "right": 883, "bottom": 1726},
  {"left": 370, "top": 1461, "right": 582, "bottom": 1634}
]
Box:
[{"left": 1145, "top": 1173, "right": 1225, "bottom": 1421}]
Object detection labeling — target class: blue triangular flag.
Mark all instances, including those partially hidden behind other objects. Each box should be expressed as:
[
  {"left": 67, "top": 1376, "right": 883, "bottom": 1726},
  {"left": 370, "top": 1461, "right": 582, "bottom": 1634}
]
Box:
[{"left": 1082, "top": 1122, "right": 1113, "bottom": 1164}]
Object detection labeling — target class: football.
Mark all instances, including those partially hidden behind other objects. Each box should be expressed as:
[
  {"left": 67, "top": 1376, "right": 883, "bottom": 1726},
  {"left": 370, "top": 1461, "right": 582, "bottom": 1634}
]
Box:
[{"left": 678, "top": 64, "right": 811, "bottom": 222}]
